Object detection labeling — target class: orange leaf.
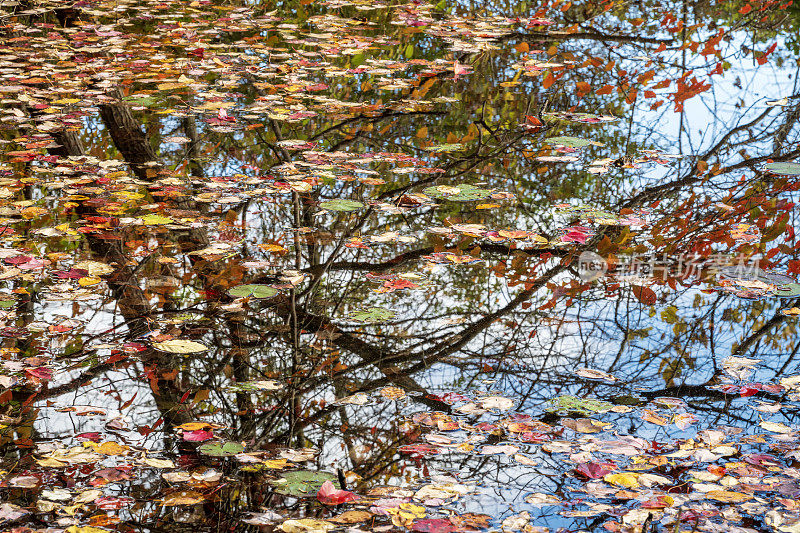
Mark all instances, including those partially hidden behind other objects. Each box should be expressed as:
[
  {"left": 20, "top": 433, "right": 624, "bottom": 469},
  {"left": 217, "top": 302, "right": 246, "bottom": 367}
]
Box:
[{"left": 631, "top": 285, "right": 656, "bottom": 305}]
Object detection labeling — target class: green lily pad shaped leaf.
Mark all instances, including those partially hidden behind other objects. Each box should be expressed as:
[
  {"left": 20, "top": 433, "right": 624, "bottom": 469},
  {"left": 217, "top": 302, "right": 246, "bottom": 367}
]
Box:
[
  {"left": 152, "top": 339, "right": 208, "bottom": 354},
  {"left": 424, "top": 184, "right": 492, "bottom": 202},
  {"left": 319, "top": 199, "right": 365, "bottom": 212},
  {"left": 547, "top": 395, "right": 613, "bottom": 415},
  {"left": 423, "top": 143, "right": 466, "bottom": 153},
  {"left": 775, "top": 283, "right": 800, "bottom": 297},
  {"left": 198, "top": 441, "right": 244, "bottom": 457},
  {"left": 271, "top": 470, "right": 336, "bottom": 497},
  {"left": 544, "top": 136, "right": 599, "bottom": 148},
  {"left": 228, "top": 284, "right": 278, "bottom": 299},
  {"left": 346, "top": 306, "right": 397, "bottom": 323},
  {"left": 764, "top": 162, "right": 800, "bottom": 175}
]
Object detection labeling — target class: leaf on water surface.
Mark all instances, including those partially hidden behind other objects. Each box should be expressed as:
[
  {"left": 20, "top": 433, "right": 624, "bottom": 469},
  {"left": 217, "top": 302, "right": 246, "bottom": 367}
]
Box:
[
  {"left": 479, "top": 396, "right": 514, "bottom": 410},
  {"left": 574, "top": 462, "right": 615, "bottom": 479},
  {"left": 182, "top": 429, "right": 214, "bottom": 442},
  {"left": 228, "top": 284, "right": 278, "bottom": 299},
  {"left": 198, "top": 441, "right": 244, "bottom": 457},
  {"left": 317, "top": 480, "right": 359, "bottom": 505},
  {"left": 524, "top": 492, "right": 560, "bottom": 506},
  {"left": 705, "top": 490, "right": 753, "bottom": 503},
  {"left": 335, "top": 392, "right": 369, "bottom": 405},
  {"left": 152, "top": 339, "right": 208, "bottom": 354},
  {"left": 225, "top": 379, "right": 283, "bottom": 392},
  {"left": 380, "top": 386, "right": 406, "bottom": 400},
  {"left": 423, "top": 184, "right": 492, "bottom": 201},
  {"left": 242, "top": 510, "right": 284, "bottom": 525},
  {"left": 760, "top": 420, "right": 793, "bottom": 433},
  {"left": 411, "top": 518, "right": 457, "bottom": 533},
  {"left": 319, "top": 199, "right": 365, "bottom": 211},
  {"left": 272, "top": 470, "right": 337, "bottom": 497},
  {"left": 561, "top": 418, "right": 611, "bottom": 433},
  {"left": 73, "top": 261, "right": 115, "bottom": 276},
  {"left": 631, "top": 285, "right": 657, "bottom": 305},
  {"left": 548, "top": 395, "right": 613, "bottom": 415},
  {"left": 161, "top": 490, "right": 206, "bottom": 506},
  {"left": 279, "top": 519, "right": 336, "bottom": 533},
  {"left": 573, "top": 367, "right": 618, "bottom": 382},
  {"left": 422, "top": 143, "right": 465, "bottom": 153},
  {"left": 603, "top": 472, "right": 640, "bottom": 489},
  {"left": 0, "top": 502, "right": 29, "bottom": 524},
  {"left": 765, "top": 162, "right": 800, "bottom": 175},
  {"left": 345, "top": 306, "right": 397, "bottom": 323},
  {"left": 140, "top": 214, "right": 174, "bottom": 225},
  {"left": 328, "top": 510, "right": 373, "bottom": 524},
  {"left": 543, "top": 136, "right": 603, "bottom": 148}
]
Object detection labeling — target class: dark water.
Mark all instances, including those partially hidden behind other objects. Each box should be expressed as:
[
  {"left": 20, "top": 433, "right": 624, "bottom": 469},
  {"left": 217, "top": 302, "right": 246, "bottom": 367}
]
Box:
[{"left": 2, "top": 0, "right": 800, "bottom": 531}]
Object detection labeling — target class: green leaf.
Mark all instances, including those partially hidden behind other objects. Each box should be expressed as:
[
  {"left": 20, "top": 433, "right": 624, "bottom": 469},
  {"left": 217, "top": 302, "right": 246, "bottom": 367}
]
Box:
[
  {"left": 345, "top": 307, "right": 396, "bottom": 323},
  {"left": 543, "top": 136, "right": 598, "bottom": 148},
  {"left": 423, "top": 184, "right": 492, "bottom": 202},
  {"left": 271, "top": 470, "right": 336, "bottom": 497},
  {"left": 547, "top": 395, "right": 613, "bottom": 415},
  {"left": 319, "top": 199, "right": 364, "bottom": 212},
  {"left": 775, "top": 283, "right": 800, "bottom": 297},
  {"left": 198, "top": 441, "right": 244, "bottom": 457},
  {"left": 764, "top": 162, "right": 800, "bottom": 175},
  {"left": 228, "top": 284, "right": 278, "bottom": 299},
  {"left": 422, "top": 143, "right": 466, "bottom": 153},
  {"left": 123, "top": 96, "right": 157, "bottom": 107}
]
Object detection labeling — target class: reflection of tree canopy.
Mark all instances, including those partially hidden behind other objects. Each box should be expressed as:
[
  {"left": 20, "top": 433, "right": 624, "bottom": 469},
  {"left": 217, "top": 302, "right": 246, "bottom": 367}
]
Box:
[{"left": 1, "top": 0, "right": 800, "bottom": 531}]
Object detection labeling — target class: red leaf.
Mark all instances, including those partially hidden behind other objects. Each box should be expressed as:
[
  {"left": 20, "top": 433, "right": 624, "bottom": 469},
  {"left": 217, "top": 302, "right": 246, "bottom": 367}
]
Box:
[
  {"left": 631, "top": 285, "right": 657, "bottom": 305},
  {"left": 574, "top": 462, "right": 615, "bottom": 479},
  {"left": 182, "top": 430, "right": 214, "bottom": 442},
  {"left": 412, "top": 518, "right": 457, "bottom": 533},
  {"left": 317, "top": 480, "right": 358, "bottom": 505}
]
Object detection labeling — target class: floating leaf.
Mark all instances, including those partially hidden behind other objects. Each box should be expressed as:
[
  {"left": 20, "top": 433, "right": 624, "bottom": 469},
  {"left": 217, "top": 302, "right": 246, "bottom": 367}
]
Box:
[
  {"left": 319, "top": 199, "right": 365, "bottom": 212},
  {"left": 198, "top": 441, "right": 244, "bottom": 457},
  {"left": 705, "top": 490, "right": 753, "bottom": 503},
  {"left": 422, "top": 143, "right": 465, "bottom": 153},
  {"left": 152, "top": 339, "right": 208, "bottom": 354},
  {"left": 423, "top": 184, "right": 492, "bottom": 201},
  {"left": 543, "top": 136, "right": 601, "bottom": 148},
  {"left": 345, "top": 306, "right": 397, "bottom": 323},
  {"left": 764, "top": 162, "right": 800, "bottom": 175},
  {"left": 272, "top": 470, "right": 337, "bottom": 497},
  {"left": 228, "top": 284, "right": 278, "bottom": 299}
]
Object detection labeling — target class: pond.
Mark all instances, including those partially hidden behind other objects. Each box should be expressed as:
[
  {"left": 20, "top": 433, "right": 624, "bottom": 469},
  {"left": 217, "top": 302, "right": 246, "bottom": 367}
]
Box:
[{"left": 1, "top": 0, "right": 800, "bottom": 531}]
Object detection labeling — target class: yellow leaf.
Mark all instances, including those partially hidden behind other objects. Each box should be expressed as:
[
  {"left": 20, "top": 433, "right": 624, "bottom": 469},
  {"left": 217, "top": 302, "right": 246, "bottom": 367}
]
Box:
[
  {"left": 85, "top": 441, "right": 130, "bottom": 456},
  {"left": 603, "top": 472, "right": 640, "bottom": 489},
  {"left": 78, "top": 277, "right": 102, "bottom": 287},
  {"left": 177, "top": 422, "right": 212, "bottom": 431},
  {"left": 416, "top": 126, "right": 428, "bottom": 139},
  {"left": 263, "top": 459, "right": 289, "bottom": 469},
  {"left": 705, "top": 490, "right": 752, "bottom": 503},
  {"left": 67, "top": 527, "right": 111, "bottom": 533},
  {"left": 279, "top": 519, "right": 335, "bottom": 533}
]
